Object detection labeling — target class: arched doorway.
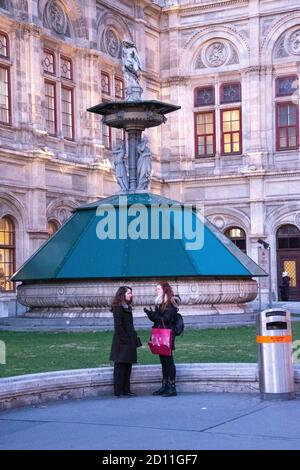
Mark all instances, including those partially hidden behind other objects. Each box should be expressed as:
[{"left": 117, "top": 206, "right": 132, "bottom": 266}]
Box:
[
  {"left": 224, "top": 227, "right": 247, "bottom": 253},
  {"left": 277, "top": 224, "right": 300, "bottom": 301}
]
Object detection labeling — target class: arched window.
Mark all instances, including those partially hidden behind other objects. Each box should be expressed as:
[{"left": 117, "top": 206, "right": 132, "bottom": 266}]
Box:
[
  {"left": 277, "top": 224, "right": 300, "bottom": 249},
  {"left": 224, "top": 227, "right": 246, "bottom": 253},
  {"left": 0, "top": 216, "right": 15, "bottom": 291},
  {"left": 48, "top": 220, "right": 59, "bottom": 237},
  {"left": 0, "top": 31, "right": 11, "bottom": 125},
  {"left": 276, "top": 225, "right": 300, "bottom": 299}
]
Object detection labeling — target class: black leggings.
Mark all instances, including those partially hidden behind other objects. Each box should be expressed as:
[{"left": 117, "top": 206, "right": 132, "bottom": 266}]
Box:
[
  {"left": 159, "top": 354, "right": 176, "bottom": 382},
  {"left": 113, "top": 362, "right": 132, "bottom": 395}
]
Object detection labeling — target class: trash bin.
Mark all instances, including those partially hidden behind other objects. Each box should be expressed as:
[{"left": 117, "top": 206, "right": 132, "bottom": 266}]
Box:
[{"left": 256, "top": 308, "right": 295, "bottom": 399}]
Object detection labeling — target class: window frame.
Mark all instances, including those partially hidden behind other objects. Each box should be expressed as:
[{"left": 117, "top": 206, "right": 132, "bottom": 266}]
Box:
[
  {"left": 0, "top": 63, "right": 11, "bottom": 125},
  {"left": 44, "top": 78, "right": 57, "bottom": 137},
  {"left": 101, "top": 71, "right": 111, "bottom": 96},
  {"left": 276, "top": 101, "right": 299, "bottom": 151},
  {"left": 60, "top": 55, "right": 73, "bottom": 81},
  {"left": 220, "top": 107, "right": 242, "bottom": 156},
  {"left": 194, "top": 110, "right": 216, "bottom": 158},
  {"left": 224, "top": 226, "right": 247, "bottom": 253},
  {"left": 61, "top": 84, "right": 74, "bottom": 141},
  {"left": 275, "top": 75, "right": 298, "bottom": 98},
  {"left": 0, "top": 31, "right": 9, "bottom": 59},
  {"left": 115, "top": 76, "right": 124, "bottom": 99},
  {"left": 0, "top": 216, "right": 16, "bottom": 293},
  {"left": 42, "top": 48, "right": 56, "bottom": 76},
  {"left": 194, "top": 86, "right": 215, "bottom": 107},
  {"left": 220, "top": 82, "right": 241, "bottom": 105}
]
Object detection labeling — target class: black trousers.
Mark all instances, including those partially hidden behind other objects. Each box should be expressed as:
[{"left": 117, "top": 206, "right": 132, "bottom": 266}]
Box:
[
  {"left": 159, "top": 354, "right": 176, "bottom": 382},
  {"left": 113, "top": 362, "right": 132, "bottom": 395}
]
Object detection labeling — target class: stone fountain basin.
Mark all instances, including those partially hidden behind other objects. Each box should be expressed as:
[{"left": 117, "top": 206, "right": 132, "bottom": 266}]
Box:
[
  {"left": 87, "top": 100, "right": 181, "bottom": 129},
  {"left": 17, "top": 278, "right": 258, "bottom": 317}
]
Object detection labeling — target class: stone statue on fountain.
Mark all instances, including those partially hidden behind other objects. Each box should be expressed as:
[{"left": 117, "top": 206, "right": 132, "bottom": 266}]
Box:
[
  {"left": 121, "top": 41, "right": 143, "bottom": 101},
  {"left": 112, "top": 142, "right": 128, "bottom": 192},
  {"left": 137, "top": 137, "right": 152, "bottom": 190}
]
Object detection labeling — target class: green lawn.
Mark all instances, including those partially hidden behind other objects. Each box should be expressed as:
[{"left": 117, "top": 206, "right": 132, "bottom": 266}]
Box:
[{"left": 0, "top": 323, "right": 300, "bottom": 378}]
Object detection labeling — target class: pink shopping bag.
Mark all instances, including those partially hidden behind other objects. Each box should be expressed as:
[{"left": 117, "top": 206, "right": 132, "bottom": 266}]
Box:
[{"left": 148, "top": 327, "right": 172, "bottom": 356}]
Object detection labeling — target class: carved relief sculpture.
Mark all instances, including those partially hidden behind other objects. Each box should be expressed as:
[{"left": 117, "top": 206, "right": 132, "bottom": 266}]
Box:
[
  {"left": 105, "top": 28, "right": 119, "bottom": 58},
  {"left": 288, "top": 29, "right": 300, "bottom": 55},
  {"left": 45, "top": 0, "right": 67, "bottom": 35},
  {"left": 205, "top": 42, "right": 228, "bottom": 67}
]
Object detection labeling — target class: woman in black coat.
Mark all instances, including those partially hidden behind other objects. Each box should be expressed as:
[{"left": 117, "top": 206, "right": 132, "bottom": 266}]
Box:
[
  {"left": 144, "top": 282, "right": 180, "bottom": 397},
  {"left": 110, "top": 286, "right": 137, "bottom": 397}
]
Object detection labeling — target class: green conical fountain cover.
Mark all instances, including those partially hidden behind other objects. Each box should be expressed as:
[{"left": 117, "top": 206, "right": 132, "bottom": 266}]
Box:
[{"left": 12, "top": 193, "right": 266, "bottom": 281}]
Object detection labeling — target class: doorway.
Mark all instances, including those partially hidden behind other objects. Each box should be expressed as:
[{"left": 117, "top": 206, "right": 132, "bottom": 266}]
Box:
[{"left": 277, "top": 224, "right": 300, "bottom": 301}]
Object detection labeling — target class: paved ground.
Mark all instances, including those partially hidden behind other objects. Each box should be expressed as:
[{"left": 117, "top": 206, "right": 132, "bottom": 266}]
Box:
[{"left": 0, "top": 392, "right": 300, "bottom": 450}]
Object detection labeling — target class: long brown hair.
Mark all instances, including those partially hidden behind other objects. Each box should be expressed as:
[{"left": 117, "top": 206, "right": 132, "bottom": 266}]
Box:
[
  {"left": 158, "top": 282, "right": 174, "bottom": 309},
  {"left": 111, "top": 286, "right": 132, "bottom": 309}
]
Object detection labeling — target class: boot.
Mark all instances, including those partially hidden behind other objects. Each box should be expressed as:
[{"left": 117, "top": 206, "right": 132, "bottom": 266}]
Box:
[
  {"left": 162, "top": 380, "right": 177, "bottom": 397},
  {"left": 152, "top": 379, "right": 168, "bottom": 396}
]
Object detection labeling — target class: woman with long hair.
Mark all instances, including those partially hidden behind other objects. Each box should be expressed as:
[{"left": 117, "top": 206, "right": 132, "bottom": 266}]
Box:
[
  {"left": 110, "top": 286, "right": 137, "bottom": 397},
  {"left": 144, "top": 282, "right": 180, "bottom": 397}
]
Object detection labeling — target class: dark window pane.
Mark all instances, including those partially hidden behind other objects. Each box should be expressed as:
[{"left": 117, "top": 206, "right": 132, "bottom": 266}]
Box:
[
  {"left": 276, "top": 76, "right": 298, "bottom": 97},
  {"left": 221, "top": 83, "right": 241, "bottom": 104},
  {"left": 0, "top": 32, "right": 8, "bottom": 58},
  {"left": 195, "top": 87, "right": 215, "bottom": 106},
  {"left": 289, "top": 237, "right": 300, "bottom": 249}
]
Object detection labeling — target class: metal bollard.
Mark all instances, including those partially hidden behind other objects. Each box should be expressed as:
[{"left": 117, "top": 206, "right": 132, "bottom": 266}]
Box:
[{"left": 256, "top": 308, "right": 295, "bottom": 400}]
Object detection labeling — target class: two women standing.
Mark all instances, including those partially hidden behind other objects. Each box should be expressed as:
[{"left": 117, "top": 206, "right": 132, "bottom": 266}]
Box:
[{"left": 110, "top": 282, "right": 179, "bottom": 398}]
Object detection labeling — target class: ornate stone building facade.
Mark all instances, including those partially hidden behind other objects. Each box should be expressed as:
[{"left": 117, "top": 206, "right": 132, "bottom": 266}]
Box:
[{"left": 1, "top": 0, "right": 300, "bottom": 315}]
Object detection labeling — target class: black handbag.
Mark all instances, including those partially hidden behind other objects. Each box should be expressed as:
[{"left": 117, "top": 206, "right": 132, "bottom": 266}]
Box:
[{"left": 135, "top": 333, "right": 142, "bottom": 347}]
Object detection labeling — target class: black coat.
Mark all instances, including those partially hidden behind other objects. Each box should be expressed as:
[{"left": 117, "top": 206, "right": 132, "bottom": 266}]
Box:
[
  {"left": 110, "top": 305, "right": 137, "bottom": 364},
  {"left": 145, "top": 301, "right": 178, "bottom": 350},
  {"left": 280, "top": 276, "right": 291, "bottom": 301}
]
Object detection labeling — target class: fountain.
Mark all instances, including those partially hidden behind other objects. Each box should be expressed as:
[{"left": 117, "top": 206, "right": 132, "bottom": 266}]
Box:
[{"left": 12, "top": 42, "right": 266, "bottom": 318}]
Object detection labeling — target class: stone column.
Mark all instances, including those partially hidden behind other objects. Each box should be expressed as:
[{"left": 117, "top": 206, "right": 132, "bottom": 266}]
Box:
[{"left": 127, "top": 128, "right": 142, "bottom": 191}]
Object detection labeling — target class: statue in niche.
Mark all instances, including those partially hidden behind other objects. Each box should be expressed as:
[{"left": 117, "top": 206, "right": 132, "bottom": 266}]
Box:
[
  {"left": 113, "top": 143, "right": 128, "bottom": 192},
  {"left": 121, "top": 41, "right": 142, "bottom": 100},
  {"left": 137, "top": 137, "right": 152, "bottom": 190}
]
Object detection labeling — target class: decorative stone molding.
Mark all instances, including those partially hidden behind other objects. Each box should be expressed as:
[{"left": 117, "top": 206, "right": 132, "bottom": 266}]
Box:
[
  {"left": 0, "top": 192, "right": 26, "bottom": 223},
  {"left": 210, "top": 215, "right": 226, "bottom": 230},
  {"left": 44, "top": 0, "right": 70, "bottom": 36},
  {"left": 274, "top": 35, "right": 288, "bottom": 59},
  {"left": 174, "top": 0, "right": 249, "bottom": 14},
  {"left": 162, "top": 76, "right": 190, "bottom": 87},
  {"left": 98, "top": 12, "right": 134, "bottom": 55},
  {"left": 17, "top": 279, "right": 258, "bottom": 315},
  {"left": 287, "top": 28, "right": 300, "bottom": 55},
  {"left": 205, "top": 41, "right": 228, "bottom": 67},
  {"left": 197, "top": 40, "right": 240, "bottom": 69},
  {"left": 181, "top": 26, "right": 249, "bottom": 74},
  {"left": 261, "top": 12, "right": 300, "bottom": 62},
  {"left": 295, "top": 213, "right": 300, "bottom": 228},
  {"left": 46, "top": 198, "right": 79, "bottom": 224},
  {"left": 104, "top": 28, "right": 119, "bottom": 58}
]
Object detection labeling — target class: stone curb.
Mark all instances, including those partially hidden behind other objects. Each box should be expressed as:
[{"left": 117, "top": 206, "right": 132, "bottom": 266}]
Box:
[{"left": 1, "top": 364, "right": 300, "bottom": 410}]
